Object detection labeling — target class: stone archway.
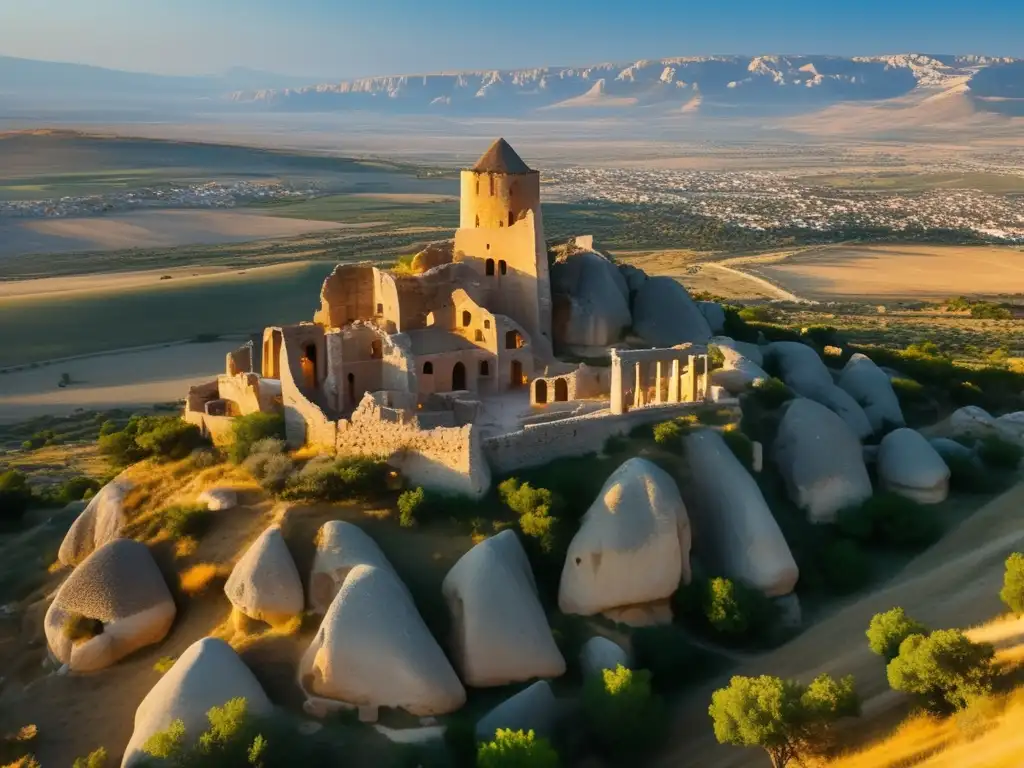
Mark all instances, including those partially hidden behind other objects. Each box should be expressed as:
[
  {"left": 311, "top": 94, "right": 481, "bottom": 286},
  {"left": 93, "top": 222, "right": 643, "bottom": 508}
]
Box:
[
  {"left": 535, "top": 379, "right": 548, "bottom": 404},
  {"left": 554, "top": 378, "right": 568, "bottom": 402},
  {"left": 452, "top": 361, "right": 466, "bottom": 391}
]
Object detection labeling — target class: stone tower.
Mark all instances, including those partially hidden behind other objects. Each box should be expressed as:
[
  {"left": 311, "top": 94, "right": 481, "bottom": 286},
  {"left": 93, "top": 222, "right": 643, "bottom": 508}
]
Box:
[{"left": 454, "top": 138, "right": 552, "bottom": 353}]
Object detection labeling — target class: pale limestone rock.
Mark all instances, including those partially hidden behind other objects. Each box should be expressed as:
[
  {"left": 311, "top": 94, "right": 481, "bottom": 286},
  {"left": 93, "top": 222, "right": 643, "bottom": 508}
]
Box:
[
  {"left": 224, "top": 526, "right": 304, "bottom": 625},
  {"left": 300, "top": 564, "right": 465, "bottom": 716},
  {"left": 632, "top": 277, "right": 712, "bottom": 348},
  {"left": 475, "top": 681, "right": 558, "bottom": 742},
  {"left": 45, "top": 539, "right": 175, "bottom": 673},
  {"left": 58, "top": 474, "right": 133, "bottom": 567},
  {"left": 683, "top": 430, "right": 798, "bottom": 596},
  {"left": 698, "top": 301, "right": 727, "bottom": 334},
  {"left": 551, "top": 250, "right": 631, "bottom": 352},
  {"left": 122, "top": 638, "right": 272, "bottom": 767},
  {"left": 838, "top": 353, "right": 905, "bottom": 433},
  {"left": 710, "top": 336, "right": 764, "bottom": 367},
  {"left": 773, "top": 398, "right": 872, "bottom": 523},
  {"left": 197, "top": 488, "right": 237, "bottom": 511},
  {"left": 996, "top": 412, "right": 1024, "bottom": 446},
  {"left": 878, "top": 428, "right": 950, "bottom": 504},
  {"left": 774, "top": 593, "right": 802, "bottom": 630},
  {"left": 579, "top": 636, "right": 630, "bottom": 679},
  {"left": 559, "top": 458, "right": 691, "bottom": 618},
  {"left": 765, "top": 341, "right": 833, "bottom": 393},
  {"left": 807, "top": 384, "right": 873, "bottom": 440},
  {"left": 309, "top": 520, "right": 399, "bottom": 614},
  {"left": 710, "top": 345, "right": 769, "bottom": 393},
  {"left": 949, "top": 406, "right": 998, "bottom": 438},
  {"left": 443, "top": 530, "right": 565, "bottom": 686}
]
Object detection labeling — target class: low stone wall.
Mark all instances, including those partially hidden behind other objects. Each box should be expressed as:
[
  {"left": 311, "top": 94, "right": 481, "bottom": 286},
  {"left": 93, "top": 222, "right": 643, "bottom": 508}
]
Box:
[{"left": 484, "top": 402, "right": 711, "bottom": 474}]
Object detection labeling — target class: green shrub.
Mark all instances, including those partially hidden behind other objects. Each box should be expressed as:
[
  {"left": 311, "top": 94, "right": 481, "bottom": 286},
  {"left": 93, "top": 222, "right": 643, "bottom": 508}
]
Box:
[
  {"left": 739, "top": 305, "right": 776, "bottom": 323},
  {"left": 154, "top": 656, "right": 176, "bottom": 674},
  {"left": 708, "top": 345, "right": 726, "bottom": 368},
  {"left": 98, "top": 420, "right": 120, "bottom": 437},
  {"left": 747, "top": 377, "right": 794, "bottom": 410},
  {"left": 228, "top": 413, "right": 286, "bottom": 463},
  {"left": 801, "top": 325, "right": 842, "bottom": 348},
  {"left": 243, "top": 449, "right": 294, "bottom": 494},
  {"left": 866, "top": 608, "right": 929, "bottom": 661},
  {"left": 697, "top": 407, "right": 734, "bottom": 426},
  {"left": 721, "top": 429, "right": 754, "bottom": 469},
  {"left": 977, "top": 435, "right": 1023, "bottom": 470},
  {"left": 72, "top": 748, "right": 108, "bottom": 768},
  {"left": 57, "top": 477, "right": 101, "bottom": 505},
  {"left": 398, "top": 487, "right": 425, "bottom": 528},
  {"left": 603, "top": 434, "right": 628, "bottom": 454},
  {"left": 0, "top": 469, "right": 33, "bottom": 524},
  {"left": 890, "top": 376, "right": 926, "bottom": 404},
  {"left": 838, "top": 493, "right": 941, "bottom": 550},
  {"left": 887, "top": 629, "right": 995, "bottom": 712},
  {"left": 581, "top": 665, "right": 666, "bottom": 760},
  {"left": 653, "top": 419, "right": 686, "bottom": 446},
  {"left": 161, "top": 504, "right": 215, "bottom": 540},
  {"left": 135, "top": 419, "right": 205, "bottom": 461},
  {"left": 722, "top": 306, "right": 760, "bottom": 343},
  {"left": 945, "top": 453, "right": 1000, "bottom": 493},
  {"left": 1000, "top": 552, "right": 1024, "bottom": 616},
  {"left": 498, "top": 478, "right": 561, "bottom": 553},
  {"left": 63, "top": 613, "right": 104, "bottom": 643},
  {"left": 476, "top": 729, "right": 560, "bottom": 768},
  {"left": 282, "top": 457, "right": 390, "bottom": 502},
  {"left": 818, "top": 539, "right": 871, "bottom": 595},
  {"left": 703, "top": 577, "right": 776, "bottom": 641},
  {"left": 631, "top": 624, "right": 728, "bottom": 693}
]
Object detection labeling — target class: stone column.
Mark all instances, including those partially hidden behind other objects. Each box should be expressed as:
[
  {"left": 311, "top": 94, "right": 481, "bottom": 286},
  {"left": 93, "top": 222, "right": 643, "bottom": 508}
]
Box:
[
  {"left": 633, "top": 362, "right": 645, "bottom": 409},
  {"left": 610, "top": 352, "right": 624, "bottom": 415},
  {"left": 668, "top": 359, "right": 680, "bottom": 403},
  {"left": 654, "top": 361, "right": 663, "bottom": 404},
  {"left": 686, "top": 355, "right": 699, "bottom": 402}
]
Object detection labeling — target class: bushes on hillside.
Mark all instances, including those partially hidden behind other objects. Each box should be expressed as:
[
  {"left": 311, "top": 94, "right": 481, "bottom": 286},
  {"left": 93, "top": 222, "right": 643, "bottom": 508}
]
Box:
[
  {"left": 0, "top": 470, "right": 33, "bottom": 525},
  {"left": 866, "top": 608, "right": 929, "bottom": 661},
  {"left": 477, "top": 729, "right": 560, "bottom": 768},
  {"left": 99, "top": 415, "right": 206, "bottom": 466},
  {"left": 72, "top": 747, "right": 107, "bottom": 768},
  {"left": 1000, "top": 552, "right": 1024, "bottom": 616},
  {"left": 582, "top": 665, "right": 666, "bottom": 760},
  {"left": 398, "top": 487, "right": 425, "bottom": 528},
  {"left": 837, "top": 493, "right": 941, "bottom": 550},
  {"left": 886, "top": 629, "right": 995, "bottom": 712},
  {"left": 242, "top": 440, "right": 294, "bottom": 494},
  {"left": 281, "top": 457, "right": 391, "bottom": 503},
  {"left": 817, "top": 539, "right": 872, "bottom": 595},
  {"left": 703, "top": 577, "right": 777, "bottom": 641},
  {"left": 498, "top": 478, "right": 561, "bottom": 554},
  {"left": 977, "top": 435, "right": 1023, "bottom": 470},
  {"left": 653, "top": 419, "right": 687, "bottom": 447},
  {"left": 228, "top": 413, "right": 286, "bottom": 464},
  {"left": 747, "top": 377, "right": 794, "bottom": 410},
  {"left": 631, "top": 624, "right": 729, "bottom": 693},
  {"left": 945, "top": 453, "right": 1000, "bottom": 493}
]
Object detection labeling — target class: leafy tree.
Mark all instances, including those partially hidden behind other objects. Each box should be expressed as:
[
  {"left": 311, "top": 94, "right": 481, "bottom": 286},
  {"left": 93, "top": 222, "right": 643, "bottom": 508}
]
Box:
[
  {"left": 709, "top": 673, "right": 860, "bottom": 768},
  {"left": 498, "top": 478, "right": 560, "bottom": 553},
  {"left": 703, "top": 577, "right": 776, "bottom": 641},
  {"left": 886, "top": 629, "right": 995, "bottom": 711},
  {"left": 582, "top": 665, "right": 666, "bottom": 760},
  {"left": 476, "top": 729, "right": 559, "bottom": 768},
  {"left": 72, "top": 747, "right": 108, "bottom": 768},
  {"left": 866, "top": 608, "right": 929, "bottom": 661},
  {"left": 1000, "top": 552, "right": 1024, "bottom": 616},
  {"left": 228, "top": 413, "right": 286, "bottom": 463}
]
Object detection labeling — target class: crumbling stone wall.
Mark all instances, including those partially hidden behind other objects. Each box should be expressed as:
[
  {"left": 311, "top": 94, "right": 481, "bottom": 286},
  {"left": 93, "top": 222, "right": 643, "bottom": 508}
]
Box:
[
  {"left": 314, "top": 264, "right": 376, "bottom": 329},
  {"left": 225, "top": 343, "right": 253, "bottom": 376},
  {"left": 531, "top": 363, "right": 611, "bottom": 405},
  {"left": 278, "top": 333, "right": 338, "bottom": 451}
]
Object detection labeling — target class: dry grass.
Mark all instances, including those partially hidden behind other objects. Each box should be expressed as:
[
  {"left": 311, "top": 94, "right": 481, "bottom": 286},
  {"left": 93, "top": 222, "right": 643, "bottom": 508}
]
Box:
[{"left": 177, "top": 563, "right": 227, "bottom": 596}]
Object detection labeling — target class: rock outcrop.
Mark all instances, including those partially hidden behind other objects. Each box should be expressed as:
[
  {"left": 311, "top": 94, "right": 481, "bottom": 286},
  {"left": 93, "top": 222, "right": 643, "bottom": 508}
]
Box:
[
  {"left": 710, "top": 344, "right": 769, "bottom": 393},
  {"left": 948, "top": 406, "right": 998, "bottom": 438},
  {"left": 838, "top": 353, "right": 905, "bottom": 433},
  {"left": 224, "top": 526, "right": 304, "bottom": 625},
  {"left": 710, "top": 336, "right": 764, "bottom": 367},
  {"left": 122, "top": 638, "right": 272, "bottom": 767},
  {"left": 551, "top": 249, "right": 631, "bottom": 353},
  {"left": 878, "top": 428, "right": 950, "bottom": 504},
  {"left": 808, "top": 383, "right": 873, "bottom": 440},
  {"left": 301, "top": 563, "right": 465, "bottom": 717},
  {"left": 309, "top": 521, "right": 399, "bottom": 614},
  {"left": 579, "top": 636, "right": 630, "bottom": 679},
  {"left": 410, "top": 240, "right": 454, "bottom": 274},
  {"left": 631, "top": 277, "right": 712, "bottom": 348},
  {"left": 683, "top": 430, "right": 798, "bottom": 596},
  {"left": 475, "top": 681, "right": 558, "bottom": 742},
  {"left": 58, "top": 474, "right": 133, "bottom": 567},
  {"left": 773, "top": 398, "right": 873, "bottom": 523},
  {"left": 198, "top": 488, "right": 237, "bottom": 511},
  {"left": 930, "top": 437, "right": 976, "bottom": 462},
  {"left": 46, "top": 539, "right": 175, "bottom": 673},
  {"left": 995, "top": 412, "right": 1024, "bottom": 446},
  {"left": 698, "top": 301, "right": 727, "bottom": 334},
  {"left": 559, "top": 458, "right": 691, "bottom": 619},
  {"left": 443, "top": 530, "right": 565, "bottom": 687}
]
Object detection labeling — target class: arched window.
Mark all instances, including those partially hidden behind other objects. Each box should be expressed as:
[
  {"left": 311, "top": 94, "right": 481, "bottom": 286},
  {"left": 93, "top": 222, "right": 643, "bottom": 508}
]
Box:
[
  {"left": 475, "top": 329, "right": 484, "bottom": 342},
  {"left": 485, "top": 258, "right": 495, "bottom": 276},
  {"left": 370, "top": 339, "right": 382, "bottom": 359},
  {"left": 480, "top": 361, "right": 489, "bottom": 376},
  {"left": 499, "top": 260, "right": 507, "bottom": 275},
  {"left": 555, "top": 378, "right": 569, "bottom": 402},
  {"left": 462, "top": 310, "right": 472, "bottom": 327},
  {"left": 484, "top": 319, "right": 490, "bottom": 329},
  {"left": 508, "top": 211, "right": 515, "bottom": 227},
  {"left": 534, "top": 379, "right": 548, "bottom": 404},
  {"left": 505, "top": 330, "right": 522, "bottom": 350},
  {"left": 376, "top": 303, "right": 383, "bottom": 314},
  {"left": 423, "top": 362, "right": 433, "bottom": 375}
]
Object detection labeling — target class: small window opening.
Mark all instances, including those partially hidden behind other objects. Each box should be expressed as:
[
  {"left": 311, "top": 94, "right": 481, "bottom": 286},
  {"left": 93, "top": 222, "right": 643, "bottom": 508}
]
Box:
[
  {"left": 485, "top": 258, "right": 495, "bottom": 276},
  {"left": 423, "top": 362, "right": 434, "bottom": 375},
  {"left": 370, "top": 340, "right": 382, "bottom": 359},
  {"left": 499, "top": 260, "right": 507, "bottom": 275},
  {"left": 376, "top": 303, "right": 383, "bottom": 314},
  {"left": 480, "top": 361, "right": 490, "bottom": 376},
  {"left": 508, "top": 211, "right": 515, "bottom": 227},
  {"left": 475, "top": 214, "right": 480, "bottom": 227},
  {"left": 475, "top": 329, "right": 484, "bottom": 342},
  {"left": 462, "top": 310, "right": 472, "bottom": 327},
  {"left": 484, "top": 319, "right": 491, "bottom": 329}
]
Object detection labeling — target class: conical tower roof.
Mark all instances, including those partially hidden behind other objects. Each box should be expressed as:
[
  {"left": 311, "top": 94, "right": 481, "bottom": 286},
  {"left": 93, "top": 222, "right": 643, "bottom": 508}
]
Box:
[{"left": 471, "top": 138, "right": 533, "bottom": 174}]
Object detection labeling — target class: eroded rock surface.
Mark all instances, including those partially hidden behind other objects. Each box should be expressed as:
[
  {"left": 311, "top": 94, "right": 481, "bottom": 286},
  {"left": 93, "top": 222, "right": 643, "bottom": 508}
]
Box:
[
  {"left": 122, "top": 638, "right": 272, "bottom": 767},
  {"left": 443, "top": 530, "right": 565, "bottom": 687},
  {"left": 58, "top": 474, "right": 133, "bottom": 567},
  {"left": 631, "top": 277, "right": 712, "bottom": 348},
  {"left": 309, "top": 520, "right": 399, "bottom": 614},
  {"left": 710, "top": 344, "right": 769, "bottom": 393},
  {"left": 224, "top": 526, "right": 304, "bottom": 625},
  {"left": 698, "top": 301, "right": 727, "bottom": 334},
  {"left": 773, "top": 398, "right": 872, "bottom": 523},
  {"left": 475, "top": 681, "right": 558, "bottom": 742},
  {"left": 46, "top": 539, "right": 175, "bottom": 673},
  {"left": 579, "top": 636, "right": 630, "bottom": 679},
  {"left": 838, "top": 353, "right": 905, "bottom": 433},
  {"left": 878, "top": 428, "right": 950, "bottom": 504},
  {"left": 683, "top": 430, "right": 798, "bottom": 596},
  {"left": 551, "top": 249, "right": 631, "bottom": 353},
  {"left": 559, "top": 458, "right": 691, "bottom": 619},
  {"left": 710, "top": 336, "right": 764, "bottom": 367}
]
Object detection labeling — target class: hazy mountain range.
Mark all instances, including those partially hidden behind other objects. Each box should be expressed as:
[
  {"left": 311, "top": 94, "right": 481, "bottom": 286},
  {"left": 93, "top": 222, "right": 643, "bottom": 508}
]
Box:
[{"left": 4, "top": 53, "right": 1024, "bottom": 125}]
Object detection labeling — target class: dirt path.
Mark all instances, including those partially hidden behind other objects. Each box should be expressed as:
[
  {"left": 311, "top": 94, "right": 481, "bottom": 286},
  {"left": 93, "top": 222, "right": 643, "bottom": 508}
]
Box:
[{"left": 703, "top": 261, "right": 811, "bottom": 303}]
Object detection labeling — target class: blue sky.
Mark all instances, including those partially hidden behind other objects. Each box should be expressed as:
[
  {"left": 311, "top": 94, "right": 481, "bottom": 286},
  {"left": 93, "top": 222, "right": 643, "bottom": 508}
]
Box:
[{"left": 0, "top": 0, "right": 1022, "bottom": 78}]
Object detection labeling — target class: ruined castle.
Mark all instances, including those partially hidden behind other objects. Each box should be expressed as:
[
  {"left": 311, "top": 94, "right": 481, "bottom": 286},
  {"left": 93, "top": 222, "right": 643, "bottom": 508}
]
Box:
[{"left": 185, "top": 139, "right": 716, "bottom": 497}]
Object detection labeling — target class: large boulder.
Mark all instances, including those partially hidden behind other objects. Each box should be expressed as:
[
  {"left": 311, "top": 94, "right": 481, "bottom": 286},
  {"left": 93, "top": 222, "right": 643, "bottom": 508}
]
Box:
[
  {"left": 224, "top": 526, "right": 304, "bottom": 625},
  {"left": 475, "top": 681, "right": 558, "bottom": 742},
  {"left": 948, "top": 406, "right": 998, "bottom": 439},
  {"left": 559, "top": 458, "right": 691, "bottom": 619},
  {"left": 710, "top": 336, "right": 764, "bottom": 367},
  {"left": 197, "top": 488, "right": 237, "bottom": 511},
  {"left": 930, "top": 437, "right": 976, "bottom": 463},
  {"left": 631, "top": 277, "right": 712, "bottom": 348},
  {"left": 710, "top": 345, "right": 769, "bottom": 394},
  {"left": 443, "top": 530, "right": 565, "bottom": 686},
  {"left": 618, "top": 263, "right": 648, "bottom": 296},
  {"left": 773, "top": 398, "right": 873, "bottom": 523},
  {"left": 698, "top": 301, "right": 727, "bottom": 334},
  {"left": 45, "top": 539, "right": 175, "bottom": 673},
  {"left": 58, "top": 474, "right": 133, "bottom": 567},
  {"left": 579, "top": 636, "right": 630, "bottom": 680},
  {"left": 878, "top": 428, "right": 950, "bottom": 504},
  {"left": 995, "top": 412, "right": 1024, "bottom": 445},
  {"left": 410, "top": 240, "right": 454, "bottom": 274},
  {"left": 683, "top": 430, "right": 798, "bottom": 596},
  {"left": 551, "top": 249, "right": 632, "bottom": 353},
  {"left": 838, "top": 353, "right": 905, "bottom": 433},
  {"left": 309, "top": 521, "right": 399, "bottom": 614},
  {"left": 807, "top": 384, "right": 873, "bottom": 440},
  {"left": 301, "top": 564, "right": 465, "bottom": 716},
  {"left": 122, "top": 638, "right": 272, "bottom": 767}
]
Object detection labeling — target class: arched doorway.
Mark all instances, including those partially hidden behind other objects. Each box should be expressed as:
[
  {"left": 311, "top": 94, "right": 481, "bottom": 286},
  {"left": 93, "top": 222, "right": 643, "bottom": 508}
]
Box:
[
  {"left": 452, "top": 361, "right": 466, "bottom": 391},
  {"left": 346, "top": 372, "right": 356, "bottom": 409},
  {"left": 301, "top": 344, "right": 317, "bottom": 389},
  {"left": 535, "top": 379, "right": 548, "bottom": 404},
  {"left": 510, "top": 360, "right": 523, "bottom": 388},
  {"left": 554, "top": 378, "right": 568, "bottom": 402}
]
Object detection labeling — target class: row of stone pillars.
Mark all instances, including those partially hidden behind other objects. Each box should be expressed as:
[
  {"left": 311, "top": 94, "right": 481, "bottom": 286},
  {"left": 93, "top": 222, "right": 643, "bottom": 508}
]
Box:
[{"left": 609, "top": 350, "right": 708, "bottom": 415}]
